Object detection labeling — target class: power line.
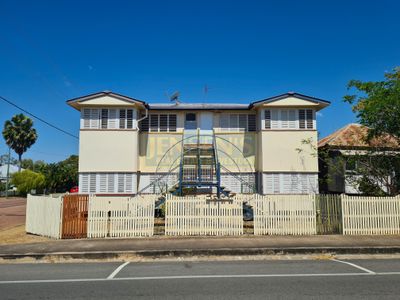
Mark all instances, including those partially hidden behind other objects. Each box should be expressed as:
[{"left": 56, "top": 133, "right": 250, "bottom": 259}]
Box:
[{"left": 0, "top": 95, "right": 78, "bottom": 139}]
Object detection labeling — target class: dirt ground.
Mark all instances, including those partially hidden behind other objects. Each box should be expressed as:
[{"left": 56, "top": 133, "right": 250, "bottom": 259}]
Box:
[
  {"left": 0, "top": 197, "right": 50, "bottom": 245},
  {"left": 0, "top": 225, "right": 49, "bottom": 245}
]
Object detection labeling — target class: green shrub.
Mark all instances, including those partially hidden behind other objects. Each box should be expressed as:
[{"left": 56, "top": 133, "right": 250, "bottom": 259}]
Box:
[{"left": 11, "top": 170, "right": 45, "bottom": 196}]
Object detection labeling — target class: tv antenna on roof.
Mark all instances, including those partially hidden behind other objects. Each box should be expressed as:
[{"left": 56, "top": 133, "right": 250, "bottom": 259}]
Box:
[{"left": 170, "top": 91, "right": 180, "bottom": 104}]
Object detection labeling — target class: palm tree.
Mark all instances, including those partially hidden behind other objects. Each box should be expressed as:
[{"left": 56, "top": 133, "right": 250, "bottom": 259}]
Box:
[{"left": 2, "top": 114, "right": 38, "bottom": 171}]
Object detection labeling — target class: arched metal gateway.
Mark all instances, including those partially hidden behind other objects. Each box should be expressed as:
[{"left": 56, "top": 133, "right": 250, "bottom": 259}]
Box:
[{"left": 137, "top": 129, "right": 256, "bottom": 198}]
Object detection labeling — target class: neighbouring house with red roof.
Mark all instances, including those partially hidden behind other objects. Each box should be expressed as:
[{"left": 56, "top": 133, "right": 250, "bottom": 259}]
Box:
[{"left": 318, "top": 123, "right": 400, "bottom": 195}]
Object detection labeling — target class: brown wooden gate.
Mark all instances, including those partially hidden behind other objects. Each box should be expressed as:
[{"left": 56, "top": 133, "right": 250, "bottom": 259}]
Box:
[{"left": 61, "top": 194, "right": 89, "bottom": 239}]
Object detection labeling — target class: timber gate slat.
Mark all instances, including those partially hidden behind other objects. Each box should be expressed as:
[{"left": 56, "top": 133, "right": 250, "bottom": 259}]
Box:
[{"left": 61, "top": 194, "right": 89, "bottom": 239}]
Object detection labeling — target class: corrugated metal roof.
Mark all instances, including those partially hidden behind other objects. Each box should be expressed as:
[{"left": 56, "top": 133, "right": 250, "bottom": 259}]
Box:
[{"left": 148, "top": 103, "right": 250, "bottom": 110}]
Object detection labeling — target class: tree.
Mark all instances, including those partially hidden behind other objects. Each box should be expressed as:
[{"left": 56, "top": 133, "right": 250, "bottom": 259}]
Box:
[
  {"left": 341, "top": 68, "right": 400, "bottom": 196},
  {"left": 2, "top": 114, "right": 38, "bottom": 171},
  {"left": 0, "top": 154, "right": 17, "bottom": 166},
  {"left": 41, "top": 155, "right": 78, "bottom": 193},
  {"left": 20, "top": 158, "right": 47, "bottom": 172},
  {"left": 11, "top": 169, "right": 45, "bottom": 196},
  {"left": 21, "top": 158, "right": 34, "bottom": 170},
  {"left": 344, "top": 67, "right": 400, "bottom": 140}
]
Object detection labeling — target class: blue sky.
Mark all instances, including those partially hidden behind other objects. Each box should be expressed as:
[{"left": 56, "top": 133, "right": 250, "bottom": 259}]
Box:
[{"left": 1, "top": 0, "right": 399, "bottom": 162}]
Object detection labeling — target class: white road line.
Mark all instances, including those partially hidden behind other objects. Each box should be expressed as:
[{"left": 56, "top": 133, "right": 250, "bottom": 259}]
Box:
[
  {"left": 107, "top": 261, "right": 130, "bottom": 279},
  {"left": 331, "top": 259, "right": 376, "bottom": 274},
  {"left": 2, "top": 272, "right": 397, "bottom": 285}
]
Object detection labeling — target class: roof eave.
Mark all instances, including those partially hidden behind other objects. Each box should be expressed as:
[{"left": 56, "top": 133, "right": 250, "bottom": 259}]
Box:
[
  {"left": 66, "top": 91, "right": 146, "bottom": 111},
  {"left": 250, "top": 92, "right": 331, "bottom": 109}
]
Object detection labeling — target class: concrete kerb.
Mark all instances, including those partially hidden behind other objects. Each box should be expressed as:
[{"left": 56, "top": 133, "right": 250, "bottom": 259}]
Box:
[{"left": 2, "top": 246, "right": 400, "bottom": 263}]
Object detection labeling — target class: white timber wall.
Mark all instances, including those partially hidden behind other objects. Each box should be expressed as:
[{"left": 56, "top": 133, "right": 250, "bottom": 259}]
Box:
[
  {"left": 87, "top": 195, "right": 155, "bottom": 238},
  {"left": 342, "top": 195, "right": 400, "bottom": 235},
  {"left": 165, "top": 194, "right": 243, "bottom": 236},
  {"left": 25, "top": 194, "right": 63, "bottom": 239},
  {"left": 252, "top": 194, "right": 317, "bottom": 235}
]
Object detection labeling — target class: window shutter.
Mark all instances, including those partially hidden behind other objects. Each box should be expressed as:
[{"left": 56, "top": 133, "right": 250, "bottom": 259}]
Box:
[
  {"left": 81, "top": 174, "right": 89, "bottom": 193},
  {"left": 282, "top": 174, "right": 291, "bottom": 193},
  {"left": 89, "top": 173, "right": 97, "bottom": 193},
  {"left": 288, "top": 110, "right": 296, "bottom": 129},
  {"left": 127, "top": 110, "right": 133, "bottom": 129},
  {"left": 119, "top": 110, "right": 126, "bottom": 129},
  {"left": 265, "top": 174, "right": 273, "bottom": 194},
  {"left": 169, "top": 114, "right": 177, "bottom": 132},
  {"left": 150, "top": 114, "right": 159, "bottom": 132},
  {"left": 248, "top": 115, "right": 256, "bottom": 131},
  {"left": 299, "top": 109, "right": 306, "bottom": 129},
  {"left": 300, "top": 174, "right": 309, "bottom": 193},
  {"left": 118, "top": 174, "right": 125, "bottom": 193},
  {"left": 264, "top": 110, "right": 271, "bottom": 129},
  {"left": 99, "top": 174, "right": 107, "bottom": 192},
  {"left": 280, "top": 110, "right": 289, "bottom": 129},
  {"left": 108, "top": 109, "right": 117, "bottom": 129},
  {"left": 108, "top": 174, "right": 115, "bottom": 193},
  {"left": 306, "top": 109, "right": 313, "bottom": 129},
  {"left": 271, "top": 110, "right": 279, "bottom": 129},
  {"left": 90, "top": 109, "right": 99, "bottom": 129},
  {"left": 229, "top": 114, "right": 238, "bottom": 131},
  {"left": 238, "top": 114, "right": 247, "bottom": 131},
  {"left": 82, "top": 109, "right": 91, "bottom": 129},
  {"left": 125, "top": 173, "right": 133, "bottom": 193},
  {"left": 101, "top": 109, "right": 108, "bottom": 129},
  {"left": 220, "top": 114, "right": 229, "bottom": 129},
  {"left": 160, "top": 114, "right": 168, "bottom": 132},
  {"left": 273, "top": 174, "right": 280, "bottom": 193}
]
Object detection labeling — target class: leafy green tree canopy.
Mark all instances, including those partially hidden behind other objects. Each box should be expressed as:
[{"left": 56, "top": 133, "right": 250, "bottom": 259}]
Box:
[
  {"left": 344, "top": 67, "right": 400, "bottom": 140},
  {"left": 11, "top": 169, "right": 45, "bottom": 196},
  {"left": 2, "top": 114, "right": 38, "bottom": 171}
]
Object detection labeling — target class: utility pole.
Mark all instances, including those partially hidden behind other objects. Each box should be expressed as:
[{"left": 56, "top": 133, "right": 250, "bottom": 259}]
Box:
[{"left": 5, "top": 147, "right": 10, "bottom": 198}]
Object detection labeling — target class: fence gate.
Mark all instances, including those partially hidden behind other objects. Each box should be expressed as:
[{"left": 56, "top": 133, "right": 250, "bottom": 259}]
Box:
[
  {"left": 315, "top": 194, "right": 342, "bottom": 234},
  {"left": 61, "top": 194, "right": 89, "bottom": 239}
]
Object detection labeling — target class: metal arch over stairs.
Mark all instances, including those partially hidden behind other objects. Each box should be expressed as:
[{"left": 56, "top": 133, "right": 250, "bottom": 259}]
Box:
[{"left": 137, "top": 129, "right": 256, "bottom": 198}]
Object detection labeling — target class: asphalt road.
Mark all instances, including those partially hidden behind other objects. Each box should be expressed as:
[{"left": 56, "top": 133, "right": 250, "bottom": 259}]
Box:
[{"left": 1, "top": 258, "right": 400, "bottom": 299}]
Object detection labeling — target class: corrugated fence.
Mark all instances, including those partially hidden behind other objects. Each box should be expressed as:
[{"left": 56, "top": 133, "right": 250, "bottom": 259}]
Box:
[{"left": 26, "top": 194, "right": 63, "bottom": 238}]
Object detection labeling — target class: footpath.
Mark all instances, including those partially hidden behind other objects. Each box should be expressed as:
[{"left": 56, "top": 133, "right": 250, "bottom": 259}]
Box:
[{"left": 1, "top": 235, "right": 400, "bottom": 261}]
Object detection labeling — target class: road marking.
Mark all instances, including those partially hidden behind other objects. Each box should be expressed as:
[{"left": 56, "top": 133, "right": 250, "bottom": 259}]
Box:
[
  {"left": 331, "top": 259, "right": 376, "bottom": 274},
  {"left": 2, "top": 272, "right": 400, "bottom": 285},
  {"left": 107, "top": 262, "right": 130, "bottom": 279}
]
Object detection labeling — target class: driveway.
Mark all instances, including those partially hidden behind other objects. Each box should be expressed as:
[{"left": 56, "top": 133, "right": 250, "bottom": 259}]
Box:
[{"left": 0, "top": 198, "right": 26, "bottom": 230}]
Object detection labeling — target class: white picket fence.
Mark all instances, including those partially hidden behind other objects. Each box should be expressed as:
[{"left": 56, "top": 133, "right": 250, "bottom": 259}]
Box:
[
  {"left": 342, "top": 195, "right": 400, "bottom": 235},
  {"left": 87, "top": 195, "right": 155, "bottom": 238},
  {"left": 25, "top": 194, "right": 63, "bottom": 238},
  {"left": 165, "top": 194, "right": 243, "bottom": 236},
  {"left": 252, "top": 194, "right": 317, "bottom": 235}
]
